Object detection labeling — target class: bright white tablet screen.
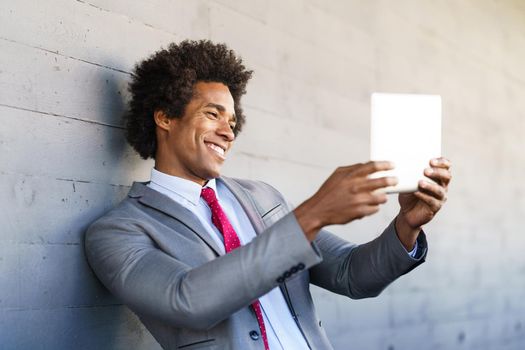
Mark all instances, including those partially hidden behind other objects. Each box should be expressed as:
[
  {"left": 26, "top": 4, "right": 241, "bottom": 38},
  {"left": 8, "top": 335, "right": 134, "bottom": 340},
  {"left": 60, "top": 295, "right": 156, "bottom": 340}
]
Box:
[{"left": 370, "top": 93, "right": 442, "bottom": 193}]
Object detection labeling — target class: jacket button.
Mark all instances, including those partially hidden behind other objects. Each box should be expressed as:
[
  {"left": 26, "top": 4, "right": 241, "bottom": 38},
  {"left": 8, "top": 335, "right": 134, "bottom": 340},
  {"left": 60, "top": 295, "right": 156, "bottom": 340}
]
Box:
[
  {"left": 249, "top": 330, "right": 260, "bottom": 340},
  {"left": 276, "top": 277, "right": 285, "bottom": 283},
  {"left": 284, "top": 271, "right": 291, "bottom": 278},
  {"left": 297, "top": 263, "right": 305, "bottom": 270},
  {"left": 291, "top": 266, "right": 298, "bottom": 274}
]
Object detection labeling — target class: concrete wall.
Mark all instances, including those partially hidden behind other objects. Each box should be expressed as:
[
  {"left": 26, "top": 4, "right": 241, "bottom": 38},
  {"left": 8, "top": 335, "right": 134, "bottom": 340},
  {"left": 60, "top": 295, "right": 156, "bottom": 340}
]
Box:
[{"left": 1, "top": 0, "right": 524, "bottom": 349}]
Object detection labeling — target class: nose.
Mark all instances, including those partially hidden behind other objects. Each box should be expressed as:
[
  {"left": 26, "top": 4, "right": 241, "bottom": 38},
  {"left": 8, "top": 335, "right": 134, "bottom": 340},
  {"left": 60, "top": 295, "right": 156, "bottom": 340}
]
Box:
[{"left": 217, "top": 118, "right": 235, "bottom": 142}]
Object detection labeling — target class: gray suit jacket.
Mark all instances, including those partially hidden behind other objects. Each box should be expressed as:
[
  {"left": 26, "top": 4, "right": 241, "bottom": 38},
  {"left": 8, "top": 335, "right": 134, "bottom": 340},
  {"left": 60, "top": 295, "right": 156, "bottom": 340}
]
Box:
[{"left": 85, "top": 177, "right": 427, "bottom": 350}]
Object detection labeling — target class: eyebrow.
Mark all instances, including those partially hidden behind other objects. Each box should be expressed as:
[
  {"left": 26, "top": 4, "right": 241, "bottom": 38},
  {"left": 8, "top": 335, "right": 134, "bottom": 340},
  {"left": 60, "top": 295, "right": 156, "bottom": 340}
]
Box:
[{"left": 205, "top": 103, "right": 236, "bottom": 122}]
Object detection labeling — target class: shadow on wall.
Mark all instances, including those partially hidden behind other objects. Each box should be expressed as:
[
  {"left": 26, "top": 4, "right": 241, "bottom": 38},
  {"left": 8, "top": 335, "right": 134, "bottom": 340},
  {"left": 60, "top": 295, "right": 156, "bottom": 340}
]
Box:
[
  {"left": 72, "top": 67, "right": 160, "bottom": 349},
  {"left": 1, "top": 65, "right": 158, "bottom": 349}
]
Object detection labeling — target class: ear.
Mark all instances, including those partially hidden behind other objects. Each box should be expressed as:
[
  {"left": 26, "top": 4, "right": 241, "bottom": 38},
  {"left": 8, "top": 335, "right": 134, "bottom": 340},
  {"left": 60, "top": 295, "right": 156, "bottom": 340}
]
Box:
[{"left": 154, "top": 110, "right": 172, "bottom": 131}]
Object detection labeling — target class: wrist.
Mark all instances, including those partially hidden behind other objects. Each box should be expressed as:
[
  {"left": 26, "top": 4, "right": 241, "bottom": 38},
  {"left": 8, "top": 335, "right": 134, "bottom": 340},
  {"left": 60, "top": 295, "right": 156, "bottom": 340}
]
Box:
[
  {"left": 294, "top": 200, "right": 323, "bottom": 242},
  {"left": 395, "top": 213, "right": 421, "bottom": 251}
]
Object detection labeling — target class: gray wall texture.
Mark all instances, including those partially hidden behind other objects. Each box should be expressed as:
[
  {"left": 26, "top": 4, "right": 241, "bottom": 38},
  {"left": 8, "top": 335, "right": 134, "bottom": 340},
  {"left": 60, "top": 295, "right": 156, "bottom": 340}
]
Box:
[{"left": 1, "top": 0, "right": 524, "bottom": 349}]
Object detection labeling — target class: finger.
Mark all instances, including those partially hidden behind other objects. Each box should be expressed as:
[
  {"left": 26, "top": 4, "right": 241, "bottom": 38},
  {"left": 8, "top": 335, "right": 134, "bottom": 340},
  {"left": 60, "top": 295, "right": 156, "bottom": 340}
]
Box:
[
  {"left": 353, "top": 204, "right": 381, "bottom": 220},
  {"left": 367, "top": 192, "right": 389, "bottom": 205},
  {"left": 418, "top": 180, "right": 447, "bottom": 201},
  {"left": 365, "top": 192, "right": 389, "bottom": 205},
  {"left": 430, "top": 157, "right": 452, "bottom": 169},
  {"left": 413, "top": 191, "right": 442, "bottom": 213},
  {"left": 349, "top": 192, "right": 388, "bottom": 207},
  {"left": 335, "top": 163, "right": 363, "bottom": 173},
  {"left": 423, "top": 168, "right": 451, "bottom": 187},
  {"left": 353, "top": 161, "right": 395, "bottom": 177},
  {"left": 350, "top": 176, "right": 398, "bottom": 193}
]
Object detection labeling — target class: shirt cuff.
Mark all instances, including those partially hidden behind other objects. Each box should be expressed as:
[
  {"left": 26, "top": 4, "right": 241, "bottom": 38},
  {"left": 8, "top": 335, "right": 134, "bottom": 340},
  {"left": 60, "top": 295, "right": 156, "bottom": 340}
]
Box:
[{"left": 407, "top": 240, "right": 418, "bottom": 258}]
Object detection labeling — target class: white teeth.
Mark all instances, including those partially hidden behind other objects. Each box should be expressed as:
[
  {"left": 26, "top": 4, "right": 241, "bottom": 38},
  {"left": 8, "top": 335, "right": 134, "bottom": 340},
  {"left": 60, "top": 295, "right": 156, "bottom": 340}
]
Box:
[{"left": 207, "top": 143, "right": 225, "bottom": 156}]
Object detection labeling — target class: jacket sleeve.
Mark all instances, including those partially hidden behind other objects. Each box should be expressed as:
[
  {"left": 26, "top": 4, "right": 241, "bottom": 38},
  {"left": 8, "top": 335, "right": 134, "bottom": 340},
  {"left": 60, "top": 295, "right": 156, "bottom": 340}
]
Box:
[
  {"left": 256, "top": 180, "right": 428, "bottom": 300},
  {"left": 85, "top": 210, "right": 322, "bottom": 330},
  {"left": 309, "top": 220, "right": 427, "bottom": 299}
]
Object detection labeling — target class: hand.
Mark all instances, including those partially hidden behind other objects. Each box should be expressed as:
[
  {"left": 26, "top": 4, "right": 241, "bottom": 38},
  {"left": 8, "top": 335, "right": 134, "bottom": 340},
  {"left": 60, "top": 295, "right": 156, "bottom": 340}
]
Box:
[
  {"left": 396, "top": 157, "right": 452, "bottom": 249},
  {"left": 294, "top": 161, "right": 398, "bottom": 241}
]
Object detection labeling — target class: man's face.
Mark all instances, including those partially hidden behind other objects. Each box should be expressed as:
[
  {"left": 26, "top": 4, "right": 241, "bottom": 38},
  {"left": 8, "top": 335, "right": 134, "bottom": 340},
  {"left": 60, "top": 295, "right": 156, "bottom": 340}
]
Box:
[{"left": 155, "top": 81, "right": 236, "bottom": 184}]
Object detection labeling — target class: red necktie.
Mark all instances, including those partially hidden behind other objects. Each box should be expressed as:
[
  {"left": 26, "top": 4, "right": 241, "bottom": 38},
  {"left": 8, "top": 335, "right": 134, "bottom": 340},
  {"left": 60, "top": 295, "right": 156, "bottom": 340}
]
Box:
[{"left": 201, "top": 187, "right": 269, "bottom": 350}]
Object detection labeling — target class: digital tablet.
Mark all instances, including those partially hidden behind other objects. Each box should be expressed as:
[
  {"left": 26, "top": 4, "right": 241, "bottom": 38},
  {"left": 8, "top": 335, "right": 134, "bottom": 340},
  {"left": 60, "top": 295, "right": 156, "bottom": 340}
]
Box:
[{"left": 370, "top": 93, "right": 442, "bottom": 193}]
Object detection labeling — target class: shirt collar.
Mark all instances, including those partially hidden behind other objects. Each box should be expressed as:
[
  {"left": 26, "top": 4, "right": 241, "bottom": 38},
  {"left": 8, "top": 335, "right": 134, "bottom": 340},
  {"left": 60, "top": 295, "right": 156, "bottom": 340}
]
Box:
[{"left": 149, "top": 168, "right": 219, "bottom": 206}]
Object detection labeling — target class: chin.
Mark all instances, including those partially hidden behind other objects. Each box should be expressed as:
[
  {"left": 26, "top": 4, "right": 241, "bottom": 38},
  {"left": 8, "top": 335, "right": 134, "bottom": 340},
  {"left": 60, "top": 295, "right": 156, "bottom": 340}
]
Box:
[{"left": 200, "top": 168, "right": 222, "bottom": 180}]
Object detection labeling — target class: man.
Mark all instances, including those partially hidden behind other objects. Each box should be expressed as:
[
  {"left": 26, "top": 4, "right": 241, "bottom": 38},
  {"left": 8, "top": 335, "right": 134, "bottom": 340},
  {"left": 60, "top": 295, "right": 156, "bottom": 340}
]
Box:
[{"left": 85, "top": 40, "right": 451, "bottom": 349}]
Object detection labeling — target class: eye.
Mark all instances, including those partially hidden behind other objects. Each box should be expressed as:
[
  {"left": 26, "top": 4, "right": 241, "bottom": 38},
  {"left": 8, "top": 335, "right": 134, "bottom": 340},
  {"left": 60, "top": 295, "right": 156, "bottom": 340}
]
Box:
[
  {"left": 229, "top": 123, "right": 236, "bottom": 130},
  {"left": 207, "top": 111, "right": 218, "bottom": 119}
]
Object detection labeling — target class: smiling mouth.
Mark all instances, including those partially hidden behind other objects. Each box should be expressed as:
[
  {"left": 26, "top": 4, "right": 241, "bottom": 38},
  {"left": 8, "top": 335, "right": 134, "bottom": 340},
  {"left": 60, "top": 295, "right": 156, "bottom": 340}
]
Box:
[{"left": 205, "top": 142, "right": 226, "bottom": 158}]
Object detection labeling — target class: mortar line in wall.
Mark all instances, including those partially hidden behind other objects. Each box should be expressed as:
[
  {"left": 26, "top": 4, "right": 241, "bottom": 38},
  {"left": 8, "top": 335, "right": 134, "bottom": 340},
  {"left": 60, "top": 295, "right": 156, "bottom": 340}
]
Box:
[
  {"left": 74, "top": 0, "right": 180, "bottom": 39},
  {"left": 0, "top": 36, "right": 131, "bottom": 76},
  {"left": 75, "top": 0, "right": 112, "bottom": 14},
  {"left": 0, "top": 170, "right": 133, "bottom": 189},
  {"left": 2, "top": 26, "right": 372, "bottom": 104},
  {"left": 0, "top": 103, "right": 124, "bottom": 129},
  {"left": 210, "top": 0, "right": 267, "bottom": 25},
  {"left": 54, "top": 177, "right": 132, "bottom": 188}
]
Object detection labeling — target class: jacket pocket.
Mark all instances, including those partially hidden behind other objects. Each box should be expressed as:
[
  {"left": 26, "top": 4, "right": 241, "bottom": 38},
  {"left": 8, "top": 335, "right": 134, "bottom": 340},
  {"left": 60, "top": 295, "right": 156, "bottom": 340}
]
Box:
[{"left": 261, "top": 204, "right": 284, "bottom": 224}]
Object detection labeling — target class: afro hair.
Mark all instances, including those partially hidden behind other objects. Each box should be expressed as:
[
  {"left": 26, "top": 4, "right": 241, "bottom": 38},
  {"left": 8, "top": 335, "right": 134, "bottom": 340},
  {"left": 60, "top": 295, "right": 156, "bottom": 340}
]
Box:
[{"left": 124, "top": 40, "right": 253, "bottom": 159}]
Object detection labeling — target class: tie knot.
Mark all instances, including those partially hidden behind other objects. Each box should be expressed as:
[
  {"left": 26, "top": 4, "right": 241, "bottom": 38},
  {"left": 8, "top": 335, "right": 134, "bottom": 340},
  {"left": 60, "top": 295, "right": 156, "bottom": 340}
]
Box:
[{"left": 201, "top": 187, "right": 218, "bottom": 206}]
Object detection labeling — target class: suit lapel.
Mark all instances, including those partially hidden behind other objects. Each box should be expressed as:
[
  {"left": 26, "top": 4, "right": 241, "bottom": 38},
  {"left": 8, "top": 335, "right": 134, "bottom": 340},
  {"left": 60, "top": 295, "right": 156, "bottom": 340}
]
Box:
[
  {"left": 130, "top": 182, "right": 223, "bottom": 255},
  {"left": 218, "top": 177, "right": 266, "bottom": 235}
]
